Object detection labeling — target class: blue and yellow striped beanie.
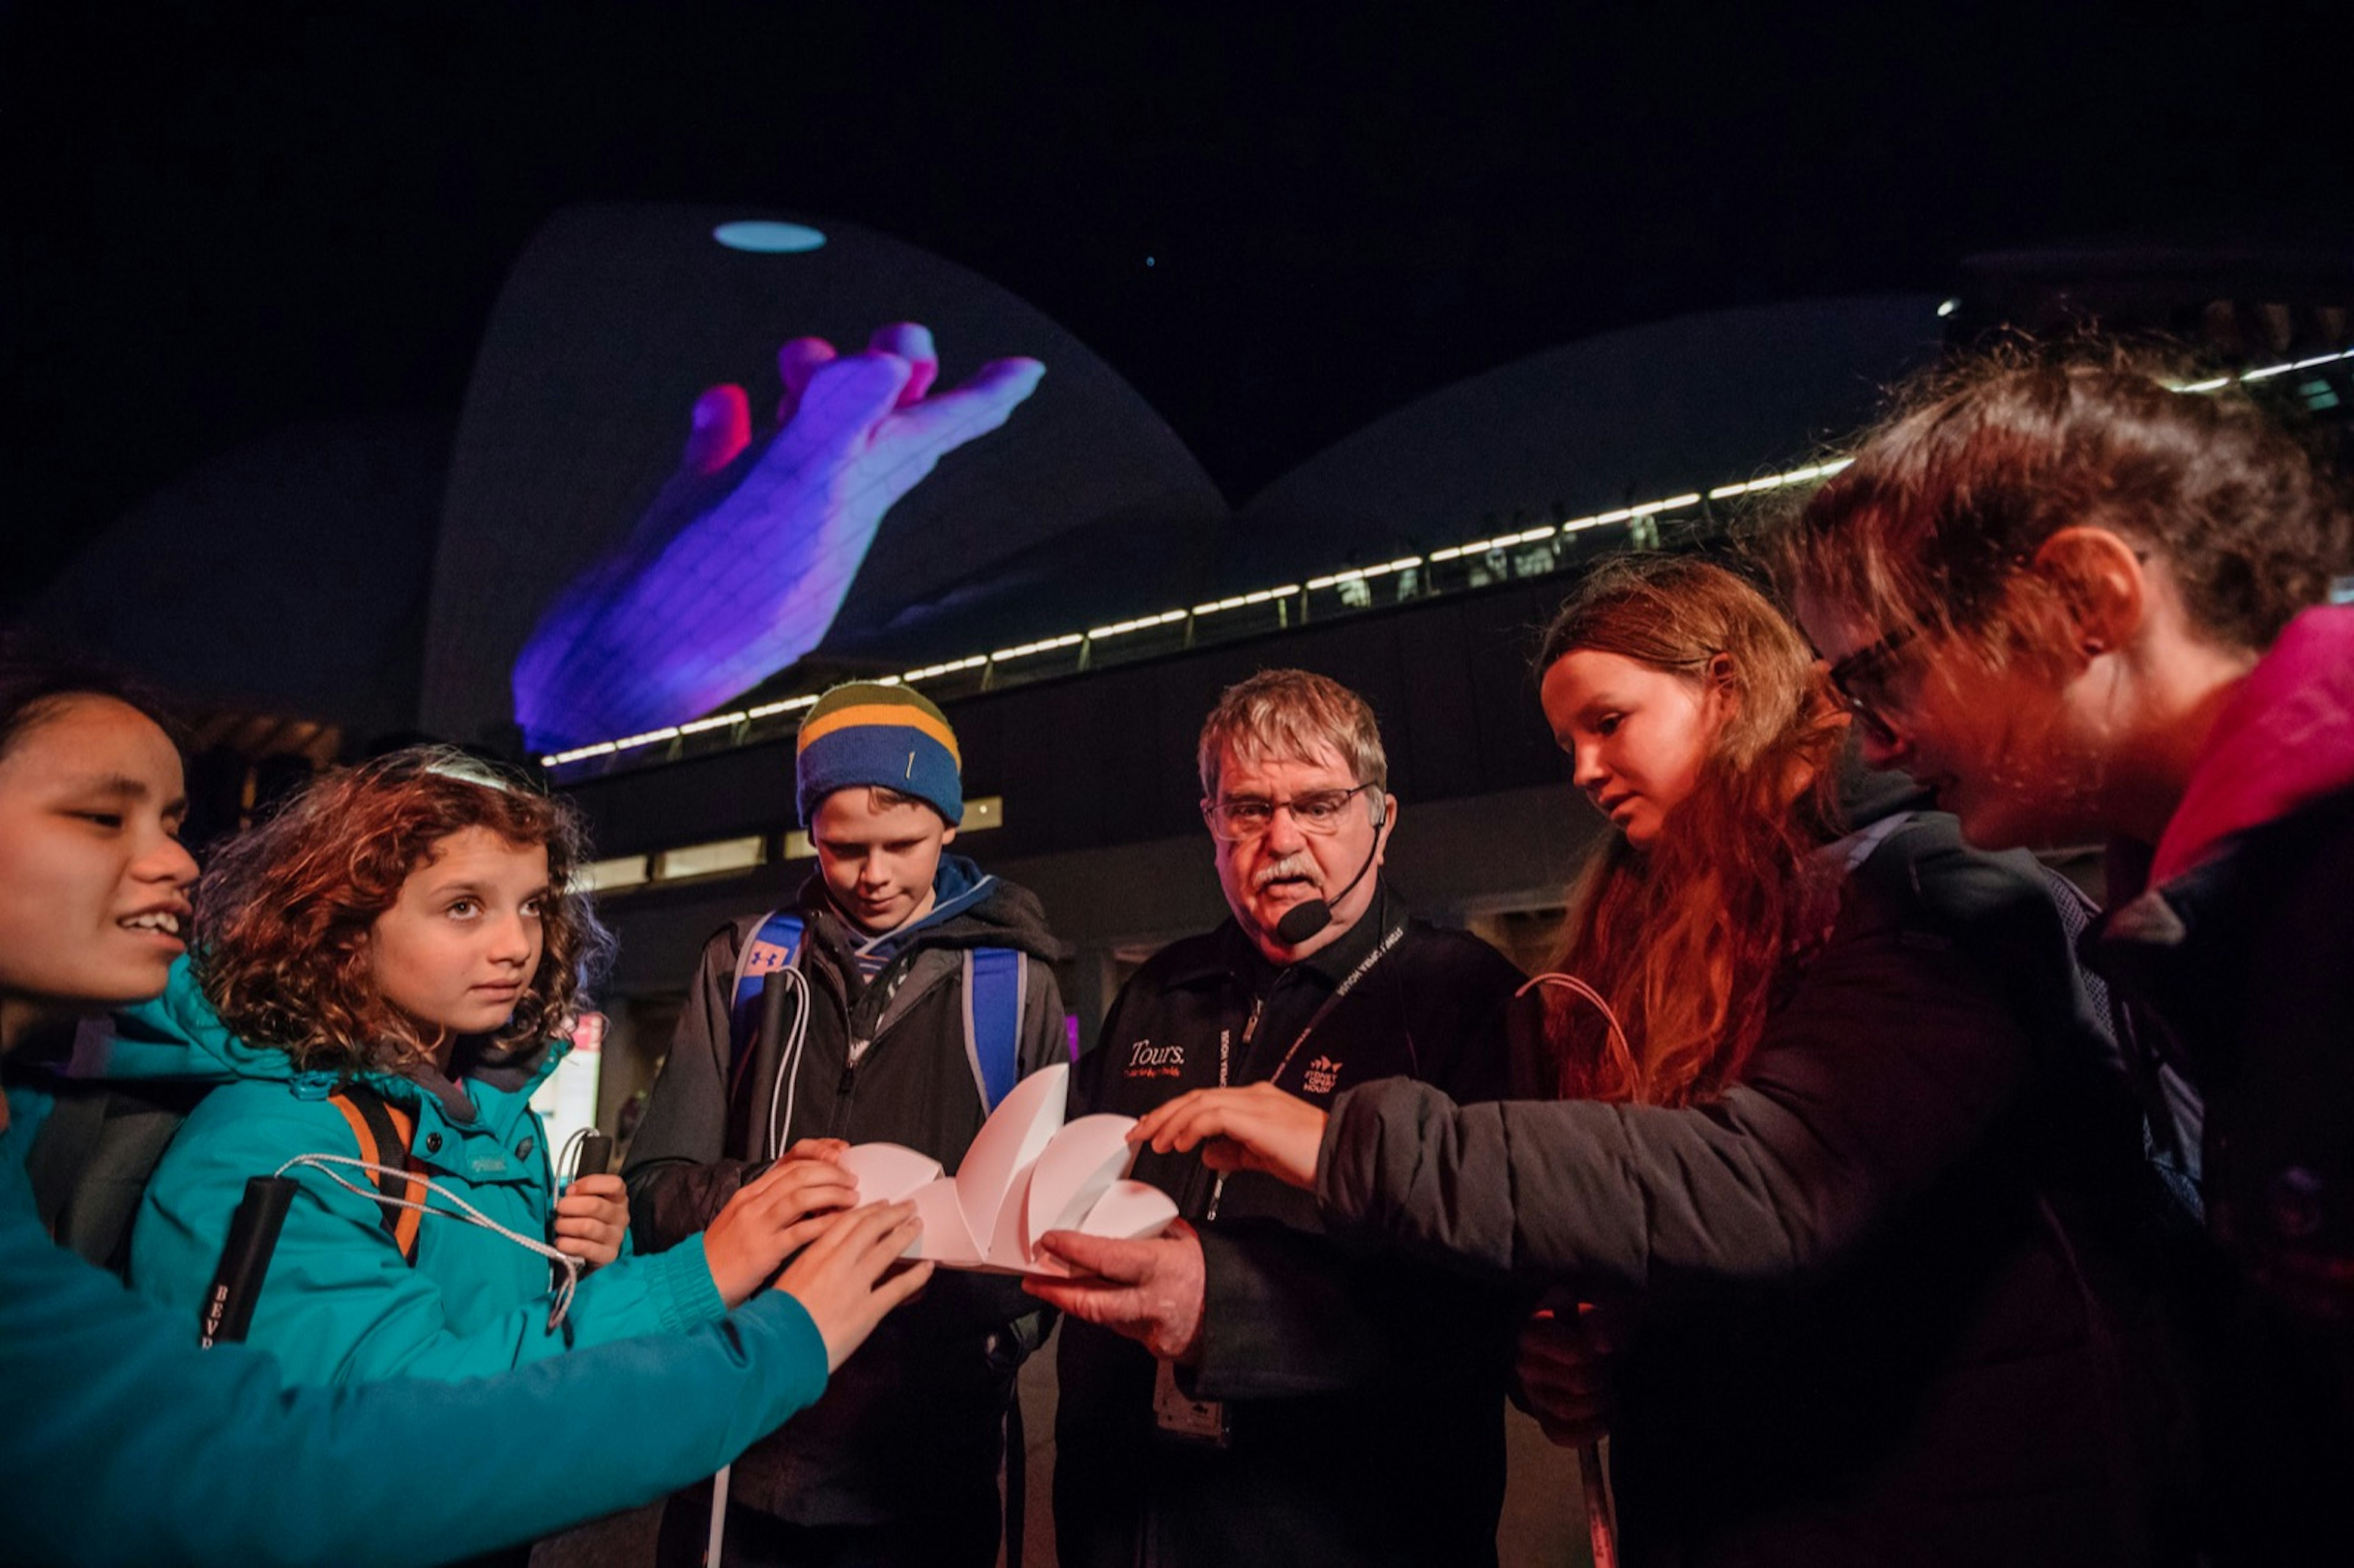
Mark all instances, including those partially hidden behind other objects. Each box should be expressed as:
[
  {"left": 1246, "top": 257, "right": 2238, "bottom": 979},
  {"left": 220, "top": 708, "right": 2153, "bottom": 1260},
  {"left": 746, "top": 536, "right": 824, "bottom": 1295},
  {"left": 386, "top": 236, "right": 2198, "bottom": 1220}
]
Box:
[{"left": 794, "top": 683, "right": 963, "bottom": 826}]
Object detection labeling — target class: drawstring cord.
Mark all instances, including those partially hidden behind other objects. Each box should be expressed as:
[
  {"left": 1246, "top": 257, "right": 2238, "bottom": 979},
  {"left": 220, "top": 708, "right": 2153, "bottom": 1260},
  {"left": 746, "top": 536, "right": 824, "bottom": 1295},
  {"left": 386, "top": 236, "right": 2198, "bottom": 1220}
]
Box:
[
  {"left": 763, "top": 964, "right": 815, "bottom": 1160},
  {"left": 275, "top": 1152, "right": 583, "bottom": 1334},
  {"left": 1515, "top": 972, "right": 1632, "bottom": 1064}
]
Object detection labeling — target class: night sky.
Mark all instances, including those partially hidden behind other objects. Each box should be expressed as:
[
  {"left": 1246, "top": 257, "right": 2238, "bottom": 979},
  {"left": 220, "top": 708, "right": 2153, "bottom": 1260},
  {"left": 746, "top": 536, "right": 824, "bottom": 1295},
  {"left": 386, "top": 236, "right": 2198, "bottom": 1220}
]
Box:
[{"left": 4, "top": 1, "right": 2347, "bottom": 611}]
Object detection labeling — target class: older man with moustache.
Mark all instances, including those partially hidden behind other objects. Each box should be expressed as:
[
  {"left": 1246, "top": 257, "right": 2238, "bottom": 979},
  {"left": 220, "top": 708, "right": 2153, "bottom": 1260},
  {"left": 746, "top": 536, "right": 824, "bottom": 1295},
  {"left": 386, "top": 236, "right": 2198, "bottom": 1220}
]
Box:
[{"left": 1030, "top": 668, "right": 1522, "bottom": 1568}]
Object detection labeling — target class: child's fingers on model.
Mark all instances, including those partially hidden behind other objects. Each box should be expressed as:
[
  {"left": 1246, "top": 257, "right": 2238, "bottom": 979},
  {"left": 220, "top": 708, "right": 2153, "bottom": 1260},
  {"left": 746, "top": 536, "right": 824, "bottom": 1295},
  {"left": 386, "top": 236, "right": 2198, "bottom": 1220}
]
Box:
[
  {"left": 739, "top": 1156, "right": 853, "bottom": 1206},
  {"left": 856, "top": 1211, "right": 926, "bottom": 1279},
  {"left": 771, "top": 1211, "right": 844, "bottom": 1257},
  {"left": 806, "top": 1200, "right": 918, "bottom": 1268},
  {"left": 781, "top": 1137, "right": 850, "bottom": 1163},
  {"left": 759, "top": 1164, "right": 859, "bottom": 1222},
  {"left": 875, "top": 1257, "right": 935, "bottom": 1311}
]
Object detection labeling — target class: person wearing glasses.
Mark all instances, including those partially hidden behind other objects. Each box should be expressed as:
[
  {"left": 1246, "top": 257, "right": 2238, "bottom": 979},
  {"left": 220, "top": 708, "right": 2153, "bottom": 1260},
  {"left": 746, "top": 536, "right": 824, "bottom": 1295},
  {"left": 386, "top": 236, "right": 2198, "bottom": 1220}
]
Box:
[
  {"left": 1125, "top": 566, "right": 2190, "bottom": 1566},
  {"left": 1785, "top": 349, "right": 2354, "bottom": 1564},
  {"left": 1028, "top": 667, "right": 1522, "bottom": 1568}
]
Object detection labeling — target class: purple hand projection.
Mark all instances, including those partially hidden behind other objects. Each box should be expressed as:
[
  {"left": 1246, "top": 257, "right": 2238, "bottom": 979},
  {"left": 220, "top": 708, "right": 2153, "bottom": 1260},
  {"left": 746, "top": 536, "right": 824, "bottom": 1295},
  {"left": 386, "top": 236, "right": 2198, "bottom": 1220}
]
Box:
[{"left": 512, "top": 323, "right": 1045, "bottom": 751}]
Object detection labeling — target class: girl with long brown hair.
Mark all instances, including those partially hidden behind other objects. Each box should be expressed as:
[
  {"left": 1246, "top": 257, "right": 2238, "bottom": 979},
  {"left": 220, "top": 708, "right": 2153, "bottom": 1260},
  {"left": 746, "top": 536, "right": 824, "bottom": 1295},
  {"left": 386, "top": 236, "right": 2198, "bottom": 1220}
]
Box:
[
  {"left": 1132, "top": 554, "right": 2183, "bottom": 1566},
  {"left": 1525, "top": 555, "right": 1846, "bottom": 1107},
  {"left": 123, "top": 746, "right": 863, "bottom": 1390}
]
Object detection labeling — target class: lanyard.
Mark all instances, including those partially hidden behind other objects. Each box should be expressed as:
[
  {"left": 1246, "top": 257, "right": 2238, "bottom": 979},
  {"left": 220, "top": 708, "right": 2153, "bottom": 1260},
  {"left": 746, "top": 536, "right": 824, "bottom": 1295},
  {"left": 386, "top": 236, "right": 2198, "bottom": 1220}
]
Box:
[
  {"left": 1205, "top": 922, "right": 1405, "bottom": 1222},
  {"left": 1257, "top": 922, "right": 1406, "bottom": 1092}
]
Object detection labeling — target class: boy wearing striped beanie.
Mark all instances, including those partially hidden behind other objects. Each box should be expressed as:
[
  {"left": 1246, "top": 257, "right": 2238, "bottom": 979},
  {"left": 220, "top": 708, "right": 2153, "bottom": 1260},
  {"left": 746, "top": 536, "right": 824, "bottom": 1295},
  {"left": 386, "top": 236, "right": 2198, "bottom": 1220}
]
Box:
[
  {"left": 792, "top": 683, "right": 969, "bottom": 938},
  {"left": 625, "top": 682, "right": 1068, "bottom": 1566}
]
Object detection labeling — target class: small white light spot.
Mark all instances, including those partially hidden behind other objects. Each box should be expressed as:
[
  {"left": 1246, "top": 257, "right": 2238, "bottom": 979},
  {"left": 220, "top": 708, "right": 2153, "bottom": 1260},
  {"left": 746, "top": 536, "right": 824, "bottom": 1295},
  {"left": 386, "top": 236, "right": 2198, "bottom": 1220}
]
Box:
[
  {"left": 713, "top": 221, "right": 828, "bottom": 254},
  {"left": 1937, "top": 297, "right": 1960, "bottom": 318}
]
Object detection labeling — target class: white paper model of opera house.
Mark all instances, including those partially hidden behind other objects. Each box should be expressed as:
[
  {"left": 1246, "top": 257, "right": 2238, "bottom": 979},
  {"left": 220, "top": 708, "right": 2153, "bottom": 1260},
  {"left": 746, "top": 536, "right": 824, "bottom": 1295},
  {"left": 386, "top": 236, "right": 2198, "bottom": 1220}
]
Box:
[{"left": 834, "top": 1064, "right": 1180, "bottom": 1276}]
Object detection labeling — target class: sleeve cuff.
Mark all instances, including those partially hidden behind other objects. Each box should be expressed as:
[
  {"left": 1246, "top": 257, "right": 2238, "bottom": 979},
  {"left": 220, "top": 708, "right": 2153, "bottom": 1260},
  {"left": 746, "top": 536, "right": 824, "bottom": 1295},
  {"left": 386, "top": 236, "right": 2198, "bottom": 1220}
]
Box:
[{"left": 640, "top": 1232, "right": 729, "bottom": 1330}]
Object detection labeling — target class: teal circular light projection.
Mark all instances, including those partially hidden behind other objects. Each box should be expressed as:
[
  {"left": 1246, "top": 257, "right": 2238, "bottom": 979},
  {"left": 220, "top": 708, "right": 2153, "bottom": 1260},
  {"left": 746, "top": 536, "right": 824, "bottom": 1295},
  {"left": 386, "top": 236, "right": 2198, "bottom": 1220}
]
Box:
[{"left": 713, "top": 221, "right": 828, "bottom": 254}]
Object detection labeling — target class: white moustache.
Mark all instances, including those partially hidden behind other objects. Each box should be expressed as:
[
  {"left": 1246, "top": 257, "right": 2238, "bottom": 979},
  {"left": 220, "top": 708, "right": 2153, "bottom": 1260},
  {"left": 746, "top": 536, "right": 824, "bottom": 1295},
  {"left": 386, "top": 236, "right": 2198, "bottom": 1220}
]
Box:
[{"left": 1254, "top": 855, "right": 1324, "bottom": 892}]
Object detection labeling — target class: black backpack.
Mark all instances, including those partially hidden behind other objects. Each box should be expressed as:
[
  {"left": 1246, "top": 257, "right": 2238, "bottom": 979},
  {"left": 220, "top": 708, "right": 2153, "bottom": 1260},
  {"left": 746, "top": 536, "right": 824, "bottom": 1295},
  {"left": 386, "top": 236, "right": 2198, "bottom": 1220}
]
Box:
[{"left": 25, "top": 1021, "right": 424, "bottom": 1277}]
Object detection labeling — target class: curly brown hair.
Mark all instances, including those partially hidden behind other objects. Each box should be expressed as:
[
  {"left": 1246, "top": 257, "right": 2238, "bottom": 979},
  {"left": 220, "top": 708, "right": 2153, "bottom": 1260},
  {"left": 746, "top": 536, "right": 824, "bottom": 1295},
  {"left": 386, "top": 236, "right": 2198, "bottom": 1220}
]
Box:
[{"left": 194, "top": 747, "right": 612, "bottom": 1077}]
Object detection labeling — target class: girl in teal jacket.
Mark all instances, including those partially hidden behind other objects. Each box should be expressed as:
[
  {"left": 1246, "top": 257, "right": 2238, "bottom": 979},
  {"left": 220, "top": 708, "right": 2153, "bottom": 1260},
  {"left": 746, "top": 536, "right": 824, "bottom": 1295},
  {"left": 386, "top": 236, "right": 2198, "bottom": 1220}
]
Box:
[
  {"left": 0, "top": 665, "right": 929, "bottom": 1567},
  {"left": 128, "top": 747, "right": 864, "bottom": 1384}
]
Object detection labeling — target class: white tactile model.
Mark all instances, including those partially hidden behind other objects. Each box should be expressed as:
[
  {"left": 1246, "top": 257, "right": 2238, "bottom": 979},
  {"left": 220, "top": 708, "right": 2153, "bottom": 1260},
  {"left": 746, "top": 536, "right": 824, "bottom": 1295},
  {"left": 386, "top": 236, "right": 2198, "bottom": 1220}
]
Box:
[{"left": 833, "top": 1063, "right": 1179, "bottom": 1275}]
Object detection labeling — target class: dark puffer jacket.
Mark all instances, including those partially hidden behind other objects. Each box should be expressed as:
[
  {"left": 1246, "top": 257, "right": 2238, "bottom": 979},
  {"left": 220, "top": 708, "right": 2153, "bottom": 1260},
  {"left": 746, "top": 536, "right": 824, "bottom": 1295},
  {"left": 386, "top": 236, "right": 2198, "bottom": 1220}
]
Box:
[
  {"left": 1317, "top": 809, "right": 2192, "bottom": 1567},
  {"left": 624, "top": 858, "right": 1065, "bottom": 1543},
  {"left": 2083, "top": 603, "right": 2354, "bottom": 1566}
]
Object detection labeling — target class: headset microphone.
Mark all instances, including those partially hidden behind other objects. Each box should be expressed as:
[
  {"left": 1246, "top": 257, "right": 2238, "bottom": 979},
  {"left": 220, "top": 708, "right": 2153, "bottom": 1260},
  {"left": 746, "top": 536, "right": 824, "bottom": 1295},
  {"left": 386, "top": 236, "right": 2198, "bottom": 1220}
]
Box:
[{"left": 1271, "top": 793, "right": 1387, "bottom": 947}]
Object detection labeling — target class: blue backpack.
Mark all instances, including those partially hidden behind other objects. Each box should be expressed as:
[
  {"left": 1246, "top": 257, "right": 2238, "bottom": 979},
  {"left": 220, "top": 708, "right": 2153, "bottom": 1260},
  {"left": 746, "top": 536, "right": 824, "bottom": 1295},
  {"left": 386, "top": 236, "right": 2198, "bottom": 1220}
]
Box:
[{"left": 725, "top": 910, "right": 1027, "bottom": 1117}]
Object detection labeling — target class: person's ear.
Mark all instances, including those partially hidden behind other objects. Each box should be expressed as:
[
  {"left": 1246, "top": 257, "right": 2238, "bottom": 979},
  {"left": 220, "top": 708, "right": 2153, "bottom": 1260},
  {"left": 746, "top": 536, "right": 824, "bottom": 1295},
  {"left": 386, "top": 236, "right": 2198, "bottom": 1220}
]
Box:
[
  {"left": 2030, "top": 527, "right": 2146, "bottom": 663},
  {"left": 1705, "top": 651, "right": 1742, "bottom": 718},
  {"left": 1374, "top": 793, "right": 1399, "bottom": 861},
  {"left": 940, "top": 822, "right": 958, "bottom": 848}
]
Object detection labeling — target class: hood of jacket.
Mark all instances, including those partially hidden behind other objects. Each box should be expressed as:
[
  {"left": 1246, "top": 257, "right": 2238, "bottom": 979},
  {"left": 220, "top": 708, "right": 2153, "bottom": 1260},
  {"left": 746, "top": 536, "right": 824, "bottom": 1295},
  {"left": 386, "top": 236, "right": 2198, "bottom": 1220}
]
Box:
[
  {"left": 2149, "top": 603, "right": 2354, "bottom": 886},
  {"left": 77, "top": 954, "right": 564, "bottom": 1117},
  {"left": 799, "top": 853, "right": 1065, "bottom": 965}
]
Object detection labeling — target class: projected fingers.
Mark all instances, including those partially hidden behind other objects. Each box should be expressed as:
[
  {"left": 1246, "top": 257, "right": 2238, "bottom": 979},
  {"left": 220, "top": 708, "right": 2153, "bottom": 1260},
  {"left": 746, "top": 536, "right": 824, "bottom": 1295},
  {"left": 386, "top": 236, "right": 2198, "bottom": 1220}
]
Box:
[{"left": 681, "top": 383, "right": 752, "bottom": 475}]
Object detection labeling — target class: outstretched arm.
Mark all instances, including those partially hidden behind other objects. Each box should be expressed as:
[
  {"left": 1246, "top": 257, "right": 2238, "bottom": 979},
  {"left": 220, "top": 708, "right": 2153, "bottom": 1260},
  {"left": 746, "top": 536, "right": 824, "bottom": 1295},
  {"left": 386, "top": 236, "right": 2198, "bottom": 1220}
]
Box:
[
  {"left": 4, "top": 1160, "right": 832, "bottom": 1568},
  {"left": 1316, "top": 900, "right": 2035, "bottom": 1291},
  {"left": 512, "top": 322, "right": 1045, "bottom": 751}
]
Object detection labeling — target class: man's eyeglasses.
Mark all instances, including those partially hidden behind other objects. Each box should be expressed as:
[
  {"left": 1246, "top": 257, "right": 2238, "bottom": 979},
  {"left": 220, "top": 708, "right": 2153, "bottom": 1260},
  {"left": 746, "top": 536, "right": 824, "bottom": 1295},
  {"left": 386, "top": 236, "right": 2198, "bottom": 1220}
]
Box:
[
  {"left": 1203, "top": 782, "right": 1377, "bottom": 842},
  {"left": 1824, "top": 625, "right": 1919, "bottom": 747}
]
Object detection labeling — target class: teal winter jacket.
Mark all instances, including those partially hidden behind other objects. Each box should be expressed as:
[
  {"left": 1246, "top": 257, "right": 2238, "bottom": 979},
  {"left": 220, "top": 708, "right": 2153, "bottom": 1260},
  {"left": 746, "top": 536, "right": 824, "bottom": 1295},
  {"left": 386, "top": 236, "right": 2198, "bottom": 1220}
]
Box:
[
  {"left": 1, "top": 1078, "right": 829, "bottom": 1568},
  {"left": 122, "top": 957, "right": 726, "bottom": 1385}
]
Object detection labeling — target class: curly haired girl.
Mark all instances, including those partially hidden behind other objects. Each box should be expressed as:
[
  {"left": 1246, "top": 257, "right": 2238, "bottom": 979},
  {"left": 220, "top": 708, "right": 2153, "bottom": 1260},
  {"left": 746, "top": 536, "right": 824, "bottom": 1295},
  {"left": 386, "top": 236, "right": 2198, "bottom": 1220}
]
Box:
[
  {"left": 0, "top": 671, "right": 926, "bottom": 1566},
  {"left": 128, "top": 747, "right": 860, "bottom": 1387}
]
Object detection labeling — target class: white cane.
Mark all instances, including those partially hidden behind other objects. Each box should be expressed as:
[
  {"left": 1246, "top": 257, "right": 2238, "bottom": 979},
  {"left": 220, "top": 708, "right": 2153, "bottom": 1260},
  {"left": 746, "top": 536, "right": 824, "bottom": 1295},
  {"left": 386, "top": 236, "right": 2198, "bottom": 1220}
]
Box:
[{"left": 704, "top": 1463, "right": 731, "bottom": 1568}]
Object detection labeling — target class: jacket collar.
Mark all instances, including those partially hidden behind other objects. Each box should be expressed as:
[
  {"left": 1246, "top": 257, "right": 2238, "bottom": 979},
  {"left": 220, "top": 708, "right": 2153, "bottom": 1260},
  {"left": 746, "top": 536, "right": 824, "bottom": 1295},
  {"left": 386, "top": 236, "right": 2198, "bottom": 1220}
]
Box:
[
  {"left": 797, "top": 853, "right": 1058, "bottom": 964},
  {"left": 2093, "top": 605, "right": 2354, "bottom": 961},
  {"left": 2148, "top": 603, "right": 2354, "bottom": 886}
]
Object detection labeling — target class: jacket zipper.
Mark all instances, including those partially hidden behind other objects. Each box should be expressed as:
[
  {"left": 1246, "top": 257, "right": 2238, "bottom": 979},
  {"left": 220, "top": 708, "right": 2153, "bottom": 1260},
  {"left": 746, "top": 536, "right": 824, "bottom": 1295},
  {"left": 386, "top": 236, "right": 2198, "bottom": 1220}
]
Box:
[{"left": 825, "top": 956, "right": 901, "bottom": 1138}]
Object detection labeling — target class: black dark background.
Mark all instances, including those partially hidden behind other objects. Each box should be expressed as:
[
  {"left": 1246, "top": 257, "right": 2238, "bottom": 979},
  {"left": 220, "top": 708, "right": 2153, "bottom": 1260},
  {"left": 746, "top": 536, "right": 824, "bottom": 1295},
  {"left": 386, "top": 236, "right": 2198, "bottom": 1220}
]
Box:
[{"left": 4, "top": 1, "right": 2348, "bottom": 611}]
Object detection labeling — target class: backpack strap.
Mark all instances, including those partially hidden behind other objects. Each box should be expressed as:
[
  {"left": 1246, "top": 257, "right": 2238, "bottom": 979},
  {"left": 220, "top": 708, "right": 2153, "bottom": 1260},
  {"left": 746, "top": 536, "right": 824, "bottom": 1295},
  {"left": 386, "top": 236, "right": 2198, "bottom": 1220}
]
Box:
[
  {"left": 962, "top": 948, "right": 1027, "bottom": 1113},
  {"left": 328, "top": 1084, "right": 425, "bottom": 1266},
  {"left": 728, "top": 910, "right": 806, "bottom": 1072},
  {"left": 25, "top": 1078, "right": 208, "bottom": 1276}
]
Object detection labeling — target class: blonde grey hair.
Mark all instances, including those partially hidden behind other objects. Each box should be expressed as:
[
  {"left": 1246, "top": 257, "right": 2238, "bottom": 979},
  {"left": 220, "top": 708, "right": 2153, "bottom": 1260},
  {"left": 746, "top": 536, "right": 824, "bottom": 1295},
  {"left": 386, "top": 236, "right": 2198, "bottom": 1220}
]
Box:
[{"left": 1197, "top": 668, "right": 1388, "bottom": 798}]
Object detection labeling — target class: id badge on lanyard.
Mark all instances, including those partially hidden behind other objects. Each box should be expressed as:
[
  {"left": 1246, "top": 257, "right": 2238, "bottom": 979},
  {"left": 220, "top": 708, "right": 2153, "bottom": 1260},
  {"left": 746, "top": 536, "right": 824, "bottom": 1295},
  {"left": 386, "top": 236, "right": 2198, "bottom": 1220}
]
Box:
[
  {"left": 1157, "top": 925, "right": 1404, "bottom": 1445},
  {"left": 1152, "top": 1359, "right": 1233, "bottom": 1447}
]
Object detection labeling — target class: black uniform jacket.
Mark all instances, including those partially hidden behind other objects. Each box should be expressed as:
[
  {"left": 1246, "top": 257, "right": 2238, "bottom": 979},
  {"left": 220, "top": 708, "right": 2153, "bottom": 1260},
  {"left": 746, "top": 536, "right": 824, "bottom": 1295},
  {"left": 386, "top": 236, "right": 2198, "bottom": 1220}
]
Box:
[
  {"left": 624, "top": 868, "right": 1066, "bottom": 1529},
  {"left": 1318, "top": 811, "right": 2194, "bottom": 1567},
  {"left": 1056, "top": 882, "right": 1523, "bottom": 1568}
]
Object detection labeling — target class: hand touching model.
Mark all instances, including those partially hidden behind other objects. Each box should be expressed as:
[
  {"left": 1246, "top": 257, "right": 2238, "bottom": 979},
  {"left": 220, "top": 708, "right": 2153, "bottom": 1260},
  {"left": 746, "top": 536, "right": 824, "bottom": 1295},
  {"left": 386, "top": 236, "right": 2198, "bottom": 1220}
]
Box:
[{"left": 1130, "top": 1082, "right": 1328, "bottom": 1190}]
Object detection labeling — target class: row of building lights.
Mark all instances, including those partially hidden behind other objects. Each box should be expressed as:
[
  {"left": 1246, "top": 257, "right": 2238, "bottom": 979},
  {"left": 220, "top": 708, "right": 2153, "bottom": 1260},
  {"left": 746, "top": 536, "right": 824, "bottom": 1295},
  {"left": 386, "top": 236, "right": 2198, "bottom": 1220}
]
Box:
[{"left": 542, "top": 343, "right": 2354, "bottom": 769}]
